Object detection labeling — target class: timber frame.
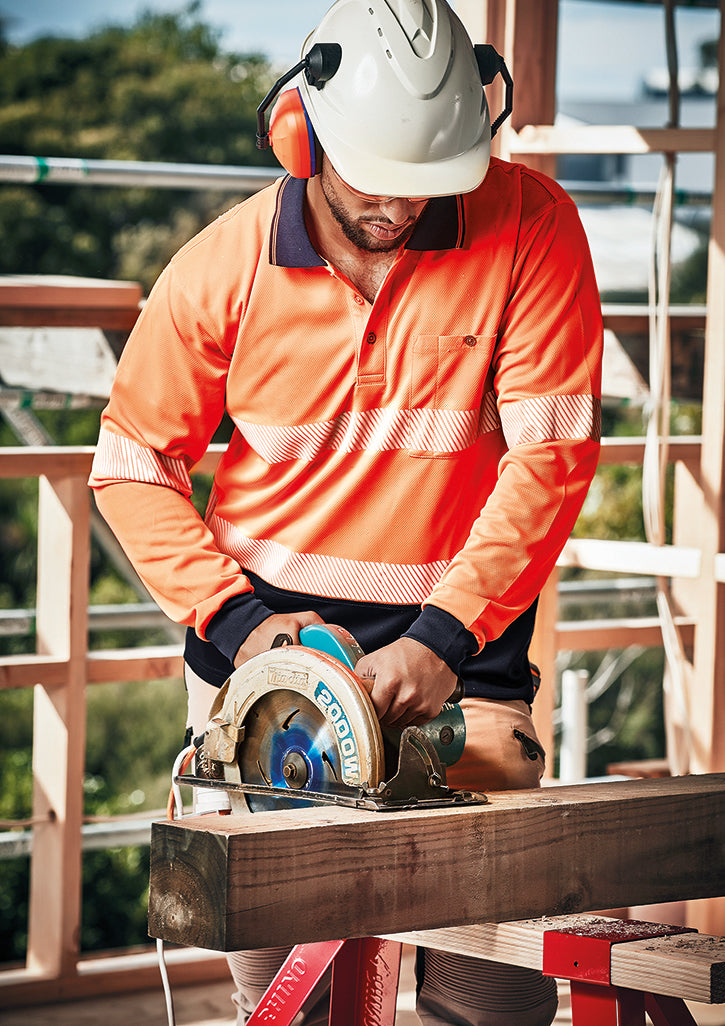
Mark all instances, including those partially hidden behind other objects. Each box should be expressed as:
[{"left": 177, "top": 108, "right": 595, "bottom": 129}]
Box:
[{"left": 1, "top": 0, "right": 725, "bottom": 1009}]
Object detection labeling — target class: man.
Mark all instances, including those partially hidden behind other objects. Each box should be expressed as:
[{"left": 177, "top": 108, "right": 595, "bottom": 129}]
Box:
[{"left": 90, "top": 1, "right": 602, "bottom": 1023}]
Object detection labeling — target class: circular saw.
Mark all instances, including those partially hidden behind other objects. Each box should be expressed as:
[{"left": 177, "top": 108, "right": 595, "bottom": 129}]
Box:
[{"left": 191, "top": 625, "right": 485, "bottom": 813}]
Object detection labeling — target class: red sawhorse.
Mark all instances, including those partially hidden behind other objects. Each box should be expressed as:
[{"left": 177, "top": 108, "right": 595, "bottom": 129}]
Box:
[
  {"left": 245, "top": 937, "right": 403, "bottom": 1026},
  {"left": 246, "top": 920, "right": 700, "bottom": 1025}
]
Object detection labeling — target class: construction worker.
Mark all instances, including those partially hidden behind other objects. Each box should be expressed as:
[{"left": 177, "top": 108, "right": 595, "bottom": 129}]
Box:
[{"left": 90, "top": 1, "right": 603, "bottom": 1023}]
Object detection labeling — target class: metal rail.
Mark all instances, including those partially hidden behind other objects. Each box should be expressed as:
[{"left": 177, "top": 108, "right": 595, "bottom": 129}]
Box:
[
  {"left": 0, "top": 815, "right": 160, "bottom": 859},
  {"left": 0, "top": 154, "right": 713, "bottom": 206},
  {"left": 0, "top": 154, "right": 281, "bottom": 192}
]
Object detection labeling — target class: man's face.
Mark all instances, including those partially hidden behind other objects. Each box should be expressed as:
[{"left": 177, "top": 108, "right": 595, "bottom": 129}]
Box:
[{"left": 320, "top": 159, "right": 429, "bottom": 254}]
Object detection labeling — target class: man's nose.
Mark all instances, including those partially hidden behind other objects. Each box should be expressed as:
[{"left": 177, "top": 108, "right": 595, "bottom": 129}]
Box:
[{"left": 378, "top": 197, "right": 422, "bottom": 222}]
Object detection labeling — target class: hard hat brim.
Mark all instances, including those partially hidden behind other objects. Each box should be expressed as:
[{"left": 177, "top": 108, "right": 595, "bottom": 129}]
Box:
[{"left": 321, "top": 118, "right": 491, "bottom": 199}]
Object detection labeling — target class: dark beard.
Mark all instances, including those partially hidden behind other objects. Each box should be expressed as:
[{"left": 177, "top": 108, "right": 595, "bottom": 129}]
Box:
[{"left": 320, "top": 170, "right": 415, "bottom": 253}]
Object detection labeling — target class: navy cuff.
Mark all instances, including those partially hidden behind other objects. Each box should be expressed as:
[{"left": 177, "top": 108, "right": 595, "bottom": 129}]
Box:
[
  {"left": 205, "top": 592, "right": 275, "bottom": 664},
  {"left": 402, "top": 605, "right": 478, "bottom": 676}
]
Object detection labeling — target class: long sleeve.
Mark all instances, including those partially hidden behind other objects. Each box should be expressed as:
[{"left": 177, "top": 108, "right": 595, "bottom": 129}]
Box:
[
  {"left": 89, "top": 214, "right": 263, "bottom": 637},
  {"left": 425, "top": 197, "right": 602, "bottom": 647}
]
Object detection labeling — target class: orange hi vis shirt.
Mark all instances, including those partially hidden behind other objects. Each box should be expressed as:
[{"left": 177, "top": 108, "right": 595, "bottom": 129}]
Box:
[{"left": 90, "top": 158, "right": 602, "bottom": 698}]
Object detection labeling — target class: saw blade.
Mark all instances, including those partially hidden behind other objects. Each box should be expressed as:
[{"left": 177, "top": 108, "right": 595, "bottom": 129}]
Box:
[
  {"left": 238, "top": 689, "right": 349, "bottom": 812},
  {"left": 210, "top": 646, "right": 385, "bottom": 814}
]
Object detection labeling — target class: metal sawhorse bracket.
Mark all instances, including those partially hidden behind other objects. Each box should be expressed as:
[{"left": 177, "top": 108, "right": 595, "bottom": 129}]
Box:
[{"left": 543, "top": 919, "right": 700, "bottom": 1026}]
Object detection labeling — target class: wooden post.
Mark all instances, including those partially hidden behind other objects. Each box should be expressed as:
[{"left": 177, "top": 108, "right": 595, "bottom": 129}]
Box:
[
  {"left": 455, "top": 1, "right": 506, "bottom": 161},
  {"left": 688, "top": 11, "right": 725, "bottom": 779},
  {"left": 455, "top": 1, "right": 558, "bottom": 173},
  {"left": 26, "top": 475, "right": 89, "bottom": 978},
  {"left": 666, "top": 3, "right": 725, "bottom": 940},
  {"left": 496, "top": 0, "right": 559, "bottom": 177},
  {"left": 530, "top": 567, "right": 559, "bottom": 774}
]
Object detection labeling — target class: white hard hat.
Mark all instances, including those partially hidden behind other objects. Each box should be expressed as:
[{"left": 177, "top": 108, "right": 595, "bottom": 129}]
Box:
[{"left": 298, "top": 0, "right": 492, "bottom": 198}]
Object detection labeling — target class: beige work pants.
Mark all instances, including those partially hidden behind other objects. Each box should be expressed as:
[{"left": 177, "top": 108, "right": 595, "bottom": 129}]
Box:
[{"left": 185, "top": 666, "right": 557, "bottom": 1026}]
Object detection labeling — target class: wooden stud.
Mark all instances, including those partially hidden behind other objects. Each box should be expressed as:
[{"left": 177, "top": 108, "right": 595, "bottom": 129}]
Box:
[
  {"left": 27, "top": 476, "right": 89, "bottom": 978},
  {"left": 688, "top": 7, "right": 725, "bottom": 780},
  {"left": 529, "top": 566, "right": 559, "bottom": 768}
]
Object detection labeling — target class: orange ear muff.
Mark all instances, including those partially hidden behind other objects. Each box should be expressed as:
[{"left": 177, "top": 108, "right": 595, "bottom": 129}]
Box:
[{"left": 269, "top": 87, "right": 322, "bottom": 179}]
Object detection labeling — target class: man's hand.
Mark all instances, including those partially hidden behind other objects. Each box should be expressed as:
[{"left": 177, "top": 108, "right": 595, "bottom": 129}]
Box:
[
  {"left": 233, "top": 611, "right": 324, "bottom": 667},
  {"left": 355, "top": 637, "right": 457, "bottom": 728}
]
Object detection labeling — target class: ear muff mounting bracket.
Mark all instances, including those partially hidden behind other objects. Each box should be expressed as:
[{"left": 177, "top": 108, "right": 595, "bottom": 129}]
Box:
[
  {"left": 474, "top": 43, "right": 514, "bottom": 138},
  {"left": 256, "top": 43, "right": 342, "bottom": 151}
]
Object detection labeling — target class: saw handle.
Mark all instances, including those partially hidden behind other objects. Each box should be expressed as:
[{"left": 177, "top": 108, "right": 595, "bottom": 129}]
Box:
[{"left": 294, "top": 624, "right": 464, "bottom": 704}]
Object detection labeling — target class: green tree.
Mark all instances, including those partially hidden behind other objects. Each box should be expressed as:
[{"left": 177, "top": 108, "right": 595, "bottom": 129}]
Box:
[{"left": 0, "top": 2, "right": 278, "bottom": 292}]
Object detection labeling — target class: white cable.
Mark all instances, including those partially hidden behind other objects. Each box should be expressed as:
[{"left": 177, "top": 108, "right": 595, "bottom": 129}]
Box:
[
  {"left": 170, "top": 744, "right": 195, "bottom": 819},
  {"left": 157, "top": 937, "right": 177, "bottom": 1026},
  {"left": 157, "top": 747, "right": 195, "bottom": 1025}
]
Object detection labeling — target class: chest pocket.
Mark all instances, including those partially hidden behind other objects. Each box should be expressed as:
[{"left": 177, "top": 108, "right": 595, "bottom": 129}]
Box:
[{"left": 407, "top": 334, "right": 497, "bottom": 458}]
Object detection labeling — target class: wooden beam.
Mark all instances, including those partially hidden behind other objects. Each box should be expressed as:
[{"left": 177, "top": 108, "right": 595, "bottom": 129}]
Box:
[
  {"left": 0, "top": 655, "right": 67, "bottom": 690},
  {"left": 0, "top": 306, "right": 139, "bottom": 330},
  {"left": 598, "top": 437, "right": 701, "bottom": 472},
  {"left": 148, "top": 774, "right": 725, "bottom": 952},
  {"left": 0, "top": 275, "right": 142, "bottom": 331},
  {"left": 509, "top": 125, "right": 715, "bottom": 155},
  {"left": 556, "top": 616, "right": 695, "bottom": 652},
  {"left": 602, "top": 305, "right": 706, "bottom": 335},
  {"left": 0, "top": 947, "right": 229, "bottom": 1008},
  {"left": 0, "top": 446, "right": 95, "bottom": 479},
  {"left": 0, "top": 648, "right": 183, "bottom": 690},
  {"left": 558, "top": 538, "right": 701, "bottom": 579},
  {"left": 85, "top": 646, "right": 183, "bottom": 683},
  {"left": 386, "top": 915, "right": 725, "bottom": 1005},
  {"left": 0, "top": 444, "right": 226, "bottom": 480}
]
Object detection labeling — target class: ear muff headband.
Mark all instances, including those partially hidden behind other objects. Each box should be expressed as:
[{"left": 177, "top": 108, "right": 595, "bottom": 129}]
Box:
[{"left": 269, "top": 87, "right": 321, "bottom": 179}]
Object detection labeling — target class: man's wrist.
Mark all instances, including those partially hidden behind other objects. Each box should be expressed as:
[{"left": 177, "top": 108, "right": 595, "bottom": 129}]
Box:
[
  {"left": 402, "top": 605, "right": 478, "bottom": 677},
  {"left": 205, "top": 592, "right": 275, "bottom": 664}
]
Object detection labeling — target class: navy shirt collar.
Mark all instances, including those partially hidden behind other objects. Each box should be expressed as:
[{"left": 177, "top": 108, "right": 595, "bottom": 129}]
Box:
[{"left": 269, "top": 175, "right": 465, "bottom": 268}]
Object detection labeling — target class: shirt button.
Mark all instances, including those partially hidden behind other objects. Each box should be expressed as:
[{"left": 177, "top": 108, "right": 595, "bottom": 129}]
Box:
[
  {"left": 464, "top": 335, "right": 477, "bottom": 347},
  {"left": 366, "top": 331, "right": 377, "bottom": 344},
  {"left": 354, "top": 295, "right": 364, "bottom": 305}
]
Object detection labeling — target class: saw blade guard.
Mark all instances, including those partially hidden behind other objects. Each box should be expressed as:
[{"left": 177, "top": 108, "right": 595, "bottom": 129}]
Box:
[{"left": 205, "top": 645, "right": 386, "bottom": 813}]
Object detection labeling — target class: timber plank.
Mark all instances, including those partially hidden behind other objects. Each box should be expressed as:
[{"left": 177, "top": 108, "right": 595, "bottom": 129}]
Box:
[
  {"left": 148, "top": 774, "right": 725, "bottom": 952},
  {"left": 0, "top": 275, "right": 142, "bottom": 332},
  {"left": 0, "top": 446, "right": 95, "bottom": 479},
  {"left": 386, "top": 916, "right": 725, "bottom": 1005},
  {"left": 509, "top": 124, "right": 715, "bottom": 154}
]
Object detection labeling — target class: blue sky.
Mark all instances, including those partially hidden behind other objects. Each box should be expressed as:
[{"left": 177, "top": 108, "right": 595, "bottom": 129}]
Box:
[{"left": 0, "top": 1, "right": 719, "bottom": 101}]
